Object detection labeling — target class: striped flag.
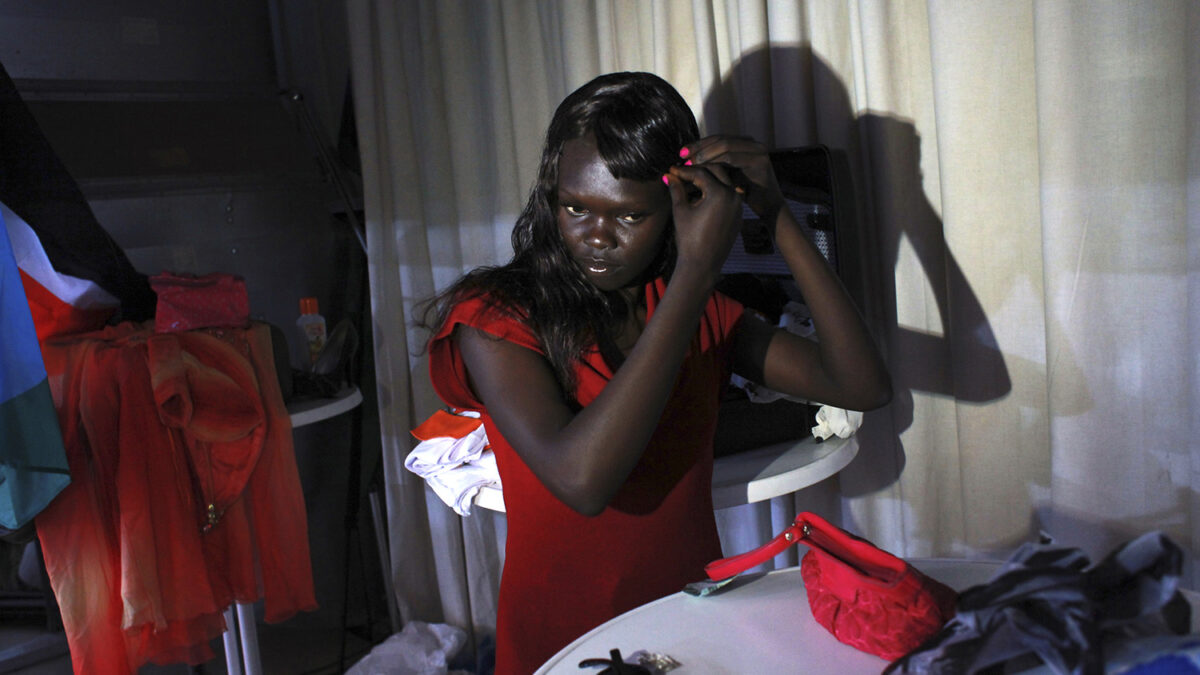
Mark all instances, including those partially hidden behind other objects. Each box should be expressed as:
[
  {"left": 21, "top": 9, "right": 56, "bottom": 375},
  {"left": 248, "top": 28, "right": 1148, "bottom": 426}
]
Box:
[
  {"left": 1, "top": 206, "right": 70, "bottom": 530},
  {"left": 0, "top": 57, "right": 156, "bottom": 327},
  {"left": 3, "top": 202, "right": 120, "bottom": 340}
]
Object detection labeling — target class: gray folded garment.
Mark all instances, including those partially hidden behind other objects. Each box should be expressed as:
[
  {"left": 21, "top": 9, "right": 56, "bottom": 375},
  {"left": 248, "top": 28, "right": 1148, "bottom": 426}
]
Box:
[{"left": 885, "top": 531, "right": 1190, "bottom": 675}]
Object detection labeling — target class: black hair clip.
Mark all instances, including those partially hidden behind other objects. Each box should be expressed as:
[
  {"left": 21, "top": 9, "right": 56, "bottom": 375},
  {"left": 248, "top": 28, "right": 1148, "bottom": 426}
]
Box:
[{"left": 578, "top": 648, "right": 651, "bottom": 674}]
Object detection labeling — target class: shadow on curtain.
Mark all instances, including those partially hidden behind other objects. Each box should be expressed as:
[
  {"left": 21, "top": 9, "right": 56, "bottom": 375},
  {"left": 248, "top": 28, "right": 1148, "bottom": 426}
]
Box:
[{"left": 706, "top": 44, "right": 1020, "bottom": 522}]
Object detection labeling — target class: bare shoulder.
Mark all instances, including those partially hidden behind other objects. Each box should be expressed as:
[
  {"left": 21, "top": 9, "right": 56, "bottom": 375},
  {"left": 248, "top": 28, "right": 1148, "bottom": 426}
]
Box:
[{"left": 454, "top": 324, "right": 573, "bottom": 442}]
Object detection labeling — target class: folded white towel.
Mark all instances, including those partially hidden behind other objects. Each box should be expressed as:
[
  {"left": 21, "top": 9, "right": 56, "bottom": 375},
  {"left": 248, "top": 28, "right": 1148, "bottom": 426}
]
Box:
[
  {"left": 423, "top": 451, "right": 500, "bottom": 516},
  {"left": 405, "top": 410, "right": 501, "bottom": 515},
  {"left": 404, "top": 415, "right": 488, "bottom": 478}
]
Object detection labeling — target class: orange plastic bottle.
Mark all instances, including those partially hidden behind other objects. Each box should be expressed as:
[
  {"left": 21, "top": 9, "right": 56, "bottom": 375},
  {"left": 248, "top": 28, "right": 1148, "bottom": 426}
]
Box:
[{"left": 296, "top": 297, "right": 327, "bottom": 366}]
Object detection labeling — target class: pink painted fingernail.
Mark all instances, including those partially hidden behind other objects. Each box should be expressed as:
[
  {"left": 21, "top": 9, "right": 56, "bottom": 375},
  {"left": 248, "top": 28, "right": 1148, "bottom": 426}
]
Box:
[
  {"left": 679, "top": 147, "right": 690, "bottom": 158},
  {"left": 684, "top": 160, "right": 693, "bottom": 166},
  {"left": 662, "top": 174, "right": 669, "bottom": 185}
]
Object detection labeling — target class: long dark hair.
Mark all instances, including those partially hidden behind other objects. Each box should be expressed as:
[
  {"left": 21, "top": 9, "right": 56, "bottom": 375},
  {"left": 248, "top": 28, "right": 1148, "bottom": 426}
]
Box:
[{"left": 418, "top": 72, "right": 700, "bottom": 398}]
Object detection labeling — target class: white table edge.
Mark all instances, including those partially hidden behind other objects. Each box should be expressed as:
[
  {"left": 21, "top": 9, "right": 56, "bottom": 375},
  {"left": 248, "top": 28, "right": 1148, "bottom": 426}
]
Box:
[
  {"left": 534, "top": 558, "right": 1004, "bottom": 674},
  {"left": 286, "top": 386, "right": 363, "bottom": 428},
  {"left": 535, "top": 557, "right": 1200, "bottom": 673},
  {"left": 710, "top": 434, "right": 858, "bottom": 510}
]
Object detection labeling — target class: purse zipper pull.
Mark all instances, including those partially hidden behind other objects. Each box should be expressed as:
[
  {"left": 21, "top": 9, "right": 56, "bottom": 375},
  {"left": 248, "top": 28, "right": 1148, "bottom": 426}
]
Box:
[{"left": 786, "top": 522, "right": 812, "bottom": 542}]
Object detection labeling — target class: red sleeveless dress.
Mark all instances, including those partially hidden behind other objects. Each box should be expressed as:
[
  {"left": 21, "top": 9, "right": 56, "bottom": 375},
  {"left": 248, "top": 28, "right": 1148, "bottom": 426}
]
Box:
[{"left": 429, "top": 278, "right": 743, "bottom": 674}]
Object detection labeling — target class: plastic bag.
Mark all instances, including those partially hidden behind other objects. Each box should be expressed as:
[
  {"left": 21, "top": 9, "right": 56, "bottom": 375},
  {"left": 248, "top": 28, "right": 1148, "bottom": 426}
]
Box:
[{"left": 346, "top": 622, "right": 470, "bottom": 675}]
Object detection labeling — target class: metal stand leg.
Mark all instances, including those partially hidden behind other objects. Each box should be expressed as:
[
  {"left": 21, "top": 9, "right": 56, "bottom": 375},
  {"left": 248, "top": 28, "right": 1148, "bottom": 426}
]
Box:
[
  {"left": 222, "top": 606, "right": 243, "bottom": 675},
  {"left": 235, "top": 603, "right": 262, "bottom": 675}
]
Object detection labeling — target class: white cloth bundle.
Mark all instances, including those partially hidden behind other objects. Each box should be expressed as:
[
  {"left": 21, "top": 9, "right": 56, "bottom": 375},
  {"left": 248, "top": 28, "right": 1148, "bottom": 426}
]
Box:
[
  {"left": 419, "top": 451, "right": 499, "bottom": 517},
  {"left": 405, "top": 421, "right": 489, "bottom": 476},
  {"left": 405, "top": 410, "right": 501, "bottom": 516},
  {"left": 811, "top": 406, "right": 864, "bottom": 441}
]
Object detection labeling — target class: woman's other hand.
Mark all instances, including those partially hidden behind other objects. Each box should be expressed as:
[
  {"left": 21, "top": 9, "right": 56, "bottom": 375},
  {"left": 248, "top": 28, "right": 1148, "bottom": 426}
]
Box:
[
  {"left": 664, "top": 163, "right": 744, "bottom": 285},
  {"left": 680, "top": 136, "right": 784, "bottom": 223}
]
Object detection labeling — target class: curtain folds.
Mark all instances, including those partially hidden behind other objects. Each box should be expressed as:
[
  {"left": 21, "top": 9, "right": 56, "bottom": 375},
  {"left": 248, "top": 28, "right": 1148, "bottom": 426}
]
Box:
[{"left": 347, "top": 0, "right": 1200, "bottom": 661}]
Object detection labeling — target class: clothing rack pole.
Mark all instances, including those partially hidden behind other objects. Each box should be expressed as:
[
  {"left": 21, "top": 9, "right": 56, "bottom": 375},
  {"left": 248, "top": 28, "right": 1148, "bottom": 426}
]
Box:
[
  {"left": 282, "top": 89, "right": 366, "bottom": 254},
  {"left": 235, "top": 602, "right": 262, "bottom": 675},
  {"left": 369, "top": 489, "right": 401, "bottom": 633},
  {"left": 222, "top": 606, "right": 244, "bottom": 675}
]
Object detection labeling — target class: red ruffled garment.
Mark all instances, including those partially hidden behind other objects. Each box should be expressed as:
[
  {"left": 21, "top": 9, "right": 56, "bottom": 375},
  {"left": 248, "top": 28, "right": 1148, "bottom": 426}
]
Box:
[{"left": 36, "top": 321, "right": 316, "bottom": 674}]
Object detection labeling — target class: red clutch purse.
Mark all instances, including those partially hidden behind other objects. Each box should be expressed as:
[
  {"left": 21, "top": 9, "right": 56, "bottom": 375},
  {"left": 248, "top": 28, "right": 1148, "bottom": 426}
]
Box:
[
  {"left": 705, "top": 512, "right": 958, "bottom": 662},
  {"left": 150, "top": 272, "right": 250, "bottom": 333}
]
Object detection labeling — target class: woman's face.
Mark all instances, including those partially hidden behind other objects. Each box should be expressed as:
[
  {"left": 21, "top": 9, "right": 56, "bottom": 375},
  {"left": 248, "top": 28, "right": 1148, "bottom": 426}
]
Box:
[{"left": 555, "top": 135, "right": 671, "bottom": 294}]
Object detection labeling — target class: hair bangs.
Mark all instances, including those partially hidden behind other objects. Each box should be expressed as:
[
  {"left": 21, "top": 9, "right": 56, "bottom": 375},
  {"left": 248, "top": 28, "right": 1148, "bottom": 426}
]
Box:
[{"left": 589, "top": 120, "right": 669, "bottom": 182}]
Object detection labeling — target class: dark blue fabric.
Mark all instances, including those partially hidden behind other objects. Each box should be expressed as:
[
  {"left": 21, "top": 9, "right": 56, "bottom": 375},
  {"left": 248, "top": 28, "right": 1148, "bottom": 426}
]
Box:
[
  {"left": 1, "top": 206, "right": 71, "bottom": 529},
  {"left": 886, "top": 532, "right": 1189, "bottom": 675},
  {"left": 0, "top": 206, "right": 45, "bottom": 399}
]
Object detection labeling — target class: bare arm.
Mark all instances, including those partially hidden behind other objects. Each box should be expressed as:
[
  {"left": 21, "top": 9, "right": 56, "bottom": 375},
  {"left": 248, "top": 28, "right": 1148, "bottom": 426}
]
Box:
[
  {"left": 679, "top": 137, "right": 892, "bottom": 411},
  {"left": 456, "top": 167, "right": 744, "bottom": 515}
]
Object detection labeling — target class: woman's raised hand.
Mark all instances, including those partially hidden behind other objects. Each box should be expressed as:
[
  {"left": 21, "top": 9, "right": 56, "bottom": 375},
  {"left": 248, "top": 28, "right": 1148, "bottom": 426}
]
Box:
[
  {"left": 664, "top": 160, "right": 744, "bottom": 284},
  {"left": 680, "top": 136, "right": 784, "bottom": 223}
]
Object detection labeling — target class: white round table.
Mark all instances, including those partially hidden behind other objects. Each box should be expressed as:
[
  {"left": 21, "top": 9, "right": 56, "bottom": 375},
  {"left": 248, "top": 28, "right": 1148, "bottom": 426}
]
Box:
[
  {"left": 534, "top": 559, "right": 1001, "bottom": 674},
  {"left": 286, "top": 386, "right": 363, "bottom": 428},
  {"left": 710, "top": 434, "right": 857, "bottom": 509},
  {"left": 471, "top": 434, "right": 859, "bottom": 513}
]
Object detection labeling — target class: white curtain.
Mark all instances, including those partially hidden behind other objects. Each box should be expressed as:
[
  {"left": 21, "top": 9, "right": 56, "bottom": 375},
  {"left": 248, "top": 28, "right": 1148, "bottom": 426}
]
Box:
[{"left": 346, "top": 0, "right": 1200, "bottom": 661}]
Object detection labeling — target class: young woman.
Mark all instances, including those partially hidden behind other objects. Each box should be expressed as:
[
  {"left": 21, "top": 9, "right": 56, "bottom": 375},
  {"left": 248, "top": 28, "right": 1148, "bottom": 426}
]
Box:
[{"left": 421, "top": 71, "right": 891, "bottom": 674}]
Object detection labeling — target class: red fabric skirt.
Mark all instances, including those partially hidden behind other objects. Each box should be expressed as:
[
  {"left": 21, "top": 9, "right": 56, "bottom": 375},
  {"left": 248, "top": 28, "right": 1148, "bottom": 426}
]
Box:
[{"left": 36, "top": 322, "right": 316, "bottom": 674}]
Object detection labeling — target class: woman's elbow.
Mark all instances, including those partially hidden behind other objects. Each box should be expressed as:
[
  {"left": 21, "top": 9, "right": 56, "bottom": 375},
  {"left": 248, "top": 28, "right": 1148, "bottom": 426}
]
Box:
[
  {"left": 546, "top": 473, "right": 616, "bottom": 517},
  {"left": 569, "top": 498, "right": 608, "bottom": 518},
  {"left": 829, "top": 364, "right": 892, "bottom": 412},
  {"left": 559, "top": 491, "right": 611, "bottom": 517},
  {"left": 865, "top": 381, "right": 893, "bottom": 411},
  {"left": 854, "top": 368, "right": 893, "bottom": 411}
]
